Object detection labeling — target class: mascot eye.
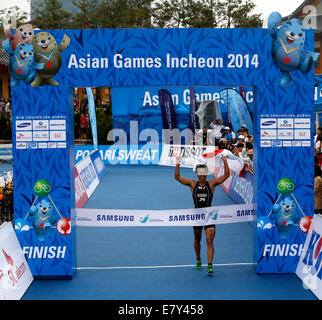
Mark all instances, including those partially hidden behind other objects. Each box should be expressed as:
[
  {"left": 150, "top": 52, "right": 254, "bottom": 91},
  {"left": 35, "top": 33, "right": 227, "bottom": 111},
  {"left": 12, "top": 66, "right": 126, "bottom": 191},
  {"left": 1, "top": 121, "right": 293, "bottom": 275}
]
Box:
[
  {"left": 35, "top": 40, "right": 38, "bottom": 43},
  {"left": 48, "top": 37, "right": 51, "bottom": 40},
  {"left": 29, "top": 32, "right": 32, "bottom": 35},
  {"left": 20, "top": 28, "right": 23, "bottom": 31},
  {"left": 299, "top": 32, "right": 303, "bottom": 37},
  {"left": 291, "top": 32, "right": 295, "bottom": 36}
]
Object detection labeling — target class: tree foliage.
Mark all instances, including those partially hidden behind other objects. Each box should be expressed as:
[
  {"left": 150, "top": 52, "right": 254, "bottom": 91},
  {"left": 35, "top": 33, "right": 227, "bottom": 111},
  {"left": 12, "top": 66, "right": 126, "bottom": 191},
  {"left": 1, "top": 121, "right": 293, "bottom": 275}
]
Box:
[
  {"left": 152, "top": 0, "right": 262, "bottom": 28},
  {"left": 0, "top": 6, "right": 28, "bottom": 38},
  {"left": 30, "top": 0, "right": 261, "bottom": 29},
  {"left": 31, "top": 0, "right": 73, "bottom": 29}
]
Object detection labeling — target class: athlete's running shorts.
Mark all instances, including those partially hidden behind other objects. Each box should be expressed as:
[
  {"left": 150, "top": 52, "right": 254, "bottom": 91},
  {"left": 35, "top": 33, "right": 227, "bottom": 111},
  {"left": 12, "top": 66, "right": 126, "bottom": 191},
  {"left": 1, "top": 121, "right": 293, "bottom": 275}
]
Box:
[{"left": 193, "top": 224, "right": 216, "bottom": 231}]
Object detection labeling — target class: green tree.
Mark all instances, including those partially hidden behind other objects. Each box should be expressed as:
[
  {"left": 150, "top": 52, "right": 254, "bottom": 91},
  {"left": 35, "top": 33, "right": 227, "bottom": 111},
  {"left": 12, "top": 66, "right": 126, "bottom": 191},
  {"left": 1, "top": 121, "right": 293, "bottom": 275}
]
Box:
[
  {"left": 152, "top": 0, "right": 262, "bottom": 28},
  {"left": 85, "top": 0, "right": 152, "bottom": 29},
  {"left": 0, "top": 6, "right": 28, "bottom": 38},
  {"left": 96, "top": 103, "right": 113, "bottom": 145},
  {"left": 31, "top": 0, "right": 73, "bottom": 29},
  {"left": 71, "top": 0, "right": 100, "bottom": 28},
  {"left": 218, "top": 0, "right": 262, "bottom": 28}
]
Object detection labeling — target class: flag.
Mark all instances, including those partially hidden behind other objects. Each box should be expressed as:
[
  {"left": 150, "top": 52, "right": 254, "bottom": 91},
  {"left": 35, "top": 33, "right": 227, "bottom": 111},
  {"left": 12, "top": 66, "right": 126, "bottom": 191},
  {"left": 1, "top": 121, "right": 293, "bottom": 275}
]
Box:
[
  {"left": 158, "top": 89, "right": 177, "bottom": 130},
  {"left": 188, "top": 87, "right": 198, "bottom": 134},
  {"left": 201, "top": 149, "right": 244, "bottom": 174},
  {"left": 219, "top": 88, "right": 253, "bottom": 134},
  {"left": 86, "top": 87, "right": 98, "bottom": 150}
]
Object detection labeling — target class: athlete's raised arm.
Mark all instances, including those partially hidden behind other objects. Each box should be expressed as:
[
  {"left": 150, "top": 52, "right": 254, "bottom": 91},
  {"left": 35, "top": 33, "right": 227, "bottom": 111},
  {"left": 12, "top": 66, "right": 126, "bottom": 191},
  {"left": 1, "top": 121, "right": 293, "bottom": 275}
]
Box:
[{"left": 174, "top": 156, "right": 195, "bottom": 191}]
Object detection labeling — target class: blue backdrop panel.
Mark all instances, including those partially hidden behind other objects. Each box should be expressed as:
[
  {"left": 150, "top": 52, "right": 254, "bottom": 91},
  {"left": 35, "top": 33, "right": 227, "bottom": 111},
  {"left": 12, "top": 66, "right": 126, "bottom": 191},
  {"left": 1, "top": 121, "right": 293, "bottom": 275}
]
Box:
[
  {"left": 111, "top": 86, "right": 254, "bottom": 143},
  {"left": 12, "top": 86, "right": 76, "bottom": 278},
  {"left": 9, "top": 26, "right": 315, "bottom": 276},
  {"left": 255, "top": 84, "right": 315, "bottom": 273}
]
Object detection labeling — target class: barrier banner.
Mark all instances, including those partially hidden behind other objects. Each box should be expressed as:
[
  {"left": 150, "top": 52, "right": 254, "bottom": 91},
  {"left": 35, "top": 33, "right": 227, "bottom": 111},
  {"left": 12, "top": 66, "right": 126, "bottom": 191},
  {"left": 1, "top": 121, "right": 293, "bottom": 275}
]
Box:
[
  {"left": 212, "top": 168, "right": 254, "bottom": 204},
  {"left": 74, "top": 167, "right": 88, "bottom": 208},
  {"left": 75, "top": 145, "right": 161, "bottom": 166},
  {"left": 159, "top": 144, "right": 215, "bottom": 168},
  {"left": 89, "top": 149, "right": 106, "bottom": 181},
  {"left": 228, "top": 171, "right": 253, "bottom": 204},
  {"left": 75, "top": 150, "right": 106, "bottom": 199},
  {"left": 75, "top": 154, "right": 99, "bottom": 198},
  {"left": 0, "top": 144, "right": 12, "bottom": 161},
  {"left": 0, "top": 222, "right": 33, "bottom": 300},
  {"left": 296, "top": 214, "right": 322, "bottom": 300},
  {"left": 76, "top": 203, "right": 255, "bottom": 227}
]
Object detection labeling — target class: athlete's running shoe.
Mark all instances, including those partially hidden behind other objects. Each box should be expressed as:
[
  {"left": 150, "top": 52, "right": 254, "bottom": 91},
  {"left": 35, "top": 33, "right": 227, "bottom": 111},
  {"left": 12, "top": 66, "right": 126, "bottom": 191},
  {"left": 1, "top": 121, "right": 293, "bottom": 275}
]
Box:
[
  {"left": 195, "top": 260, "right": 202, "bottom": 270},
  {"left": 207, "top": 264, "right": 214, "bottom": 274}
]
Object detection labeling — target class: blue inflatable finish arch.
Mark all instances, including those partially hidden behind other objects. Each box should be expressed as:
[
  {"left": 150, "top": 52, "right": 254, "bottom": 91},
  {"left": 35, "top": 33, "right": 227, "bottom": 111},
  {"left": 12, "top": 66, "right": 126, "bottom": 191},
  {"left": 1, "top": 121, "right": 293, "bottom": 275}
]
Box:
[{"left": 10, "top": 26, "right": 315, "bottom": 277}]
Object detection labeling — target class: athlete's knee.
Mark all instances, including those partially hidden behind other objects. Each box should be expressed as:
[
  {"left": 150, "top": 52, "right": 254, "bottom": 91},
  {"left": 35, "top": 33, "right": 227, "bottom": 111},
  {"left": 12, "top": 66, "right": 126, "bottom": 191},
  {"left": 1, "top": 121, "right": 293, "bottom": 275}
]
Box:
[
  {"left": 205, "top": 231, "right": 215, "bottom": 245},
  {"left": 194, "top": 231, "right": 202, "bottom": 242},
  {"left": 206, "top": 236, "right": 214, "bottom": 246}
]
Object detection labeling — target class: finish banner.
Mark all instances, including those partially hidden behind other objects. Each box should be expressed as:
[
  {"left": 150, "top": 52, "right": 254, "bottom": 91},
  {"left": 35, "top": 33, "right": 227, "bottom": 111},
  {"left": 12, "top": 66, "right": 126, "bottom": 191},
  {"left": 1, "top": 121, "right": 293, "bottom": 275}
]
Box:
[
  {"left": 159, "top": 144, "right": 215, "bottom": 168},
  {"left": 76, "top": 203, "right": 255, "bottom": 227}
]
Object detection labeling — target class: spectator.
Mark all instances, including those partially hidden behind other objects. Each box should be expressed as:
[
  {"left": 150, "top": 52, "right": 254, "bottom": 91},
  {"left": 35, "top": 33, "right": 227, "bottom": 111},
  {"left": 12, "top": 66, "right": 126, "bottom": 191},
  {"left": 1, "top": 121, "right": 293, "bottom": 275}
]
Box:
[
  {"left": 224, "top": 126, "right": 231, "bottom": 142},
  {"left": 236, "top": 143, "right": 244, "bottom": 155},
  {"left": 241, "top": 124, "right": 248, "bottom": 130},
  {"left": 225, "top": 126, "right": 236, "bottom": 143},
  {"left": 245, "top": 149, "right": 254, "bottom": 175},
  {"left": 80, "top": 93, "right": 88, "bottom": 115},
  {"left": 80, "top": 113, "right": 89, "bottom": 140},
  {"left": 314, "top": 127, "right": 322, "bottom": 144},
  {"left": 74, "top": 96, "right": 79, "bottom": 113},
  {"left": 231, "top": 145, "right": 239, "bottom": 156},
  {"left": 5, "top": 98, "right": 11, "bottom": 122},
  {"left": 245, "top": 142, "right": 253, "bottom": 153},
  {"left": 241, "top": 128, "right": 249, "bottom": 139},
  {"left": 210, "top": 119, "right": 224, "bottom": 139},
  {"left": 202, "top": 127, "right": 208, "bottom": 145},
  {"left": 220, "top": 128, "right": 227, "bottom": 140},
  {"left": 235, "top": 135, "right": 245, "bottom": 146},
  {"left": 315, "top": 136, "right": 322, "bottom": 155},
  {"left": 314, "top": 164, "right": 322, "bottom": 216},
  {"left": 0, "top": 97, "right": 5, "bottom": 113},
  {"left": 226, "top": 141, "right": 233, "bottom": 151},
  {"left": 247, "top": 134, "right": 253, "bottom": 144}
]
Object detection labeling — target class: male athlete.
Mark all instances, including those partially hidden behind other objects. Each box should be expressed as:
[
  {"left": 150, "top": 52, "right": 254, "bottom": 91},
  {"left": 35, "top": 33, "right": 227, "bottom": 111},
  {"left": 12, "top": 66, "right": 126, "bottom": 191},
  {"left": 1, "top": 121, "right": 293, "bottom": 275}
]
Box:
[{"left": 174, "top": 155, "right": 229, "bottom": 273}]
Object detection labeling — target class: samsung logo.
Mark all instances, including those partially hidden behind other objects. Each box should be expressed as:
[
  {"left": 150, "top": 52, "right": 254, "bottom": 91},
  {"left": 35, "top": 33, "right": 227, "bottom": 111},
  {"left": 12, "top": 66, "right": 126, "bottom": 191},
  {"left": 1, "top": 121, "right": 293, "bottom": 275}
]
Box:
[
  {"left": 261, "top": 120, "right": 276, "bottom": 126},
  {"left": 97, "top": 214, "right": 135, "bottom": 222},
  {"left": 17, "top": 122, "right": 31, "bottom": 128},
  {"left": 169, "top": 213, "right": 206, "bottom": 222},
  {"left": 237, "top": 209, "right": 255, "bottom": 216}
]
